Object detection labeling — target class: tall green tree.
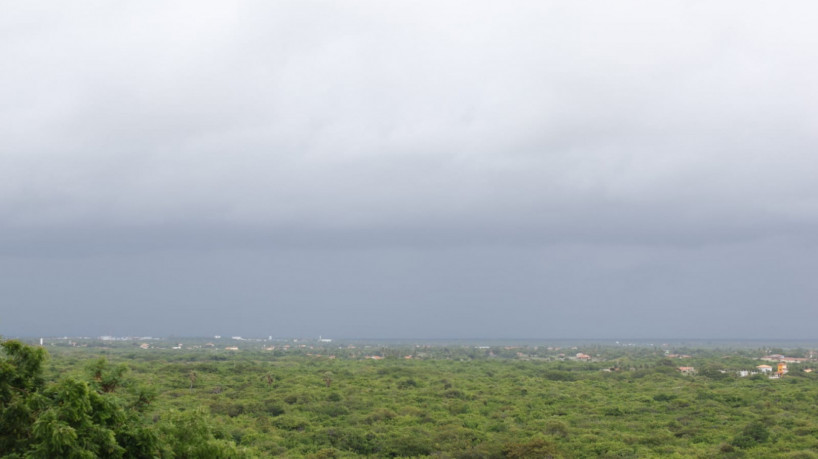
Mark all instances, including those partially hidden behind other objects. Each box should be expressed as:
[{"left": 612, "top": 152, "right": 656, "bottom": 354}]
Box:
[{"left": 0, "top": 340, "right": 47, "bottom": 454}]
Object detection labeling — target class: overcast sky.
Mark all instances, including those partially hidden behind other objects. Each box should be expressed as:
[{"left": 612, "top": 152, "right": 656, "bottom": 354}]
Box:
[{"left": 2, "top": 1, "right": 817, "bottom": 339}]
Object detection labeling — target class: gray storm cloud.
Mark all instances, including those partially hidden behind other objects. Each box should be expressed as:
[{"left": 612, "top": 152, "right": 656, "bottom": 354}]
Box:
[{"left": 1, "top": 1, "right": 817, "bottom": 338}]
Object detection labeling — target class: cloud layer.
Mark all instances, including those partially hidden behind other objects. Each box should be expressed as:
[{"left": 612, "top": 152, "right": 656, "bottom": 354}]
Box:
[{"left": 2, "top": 1, "right": 817, "bottom": 338}]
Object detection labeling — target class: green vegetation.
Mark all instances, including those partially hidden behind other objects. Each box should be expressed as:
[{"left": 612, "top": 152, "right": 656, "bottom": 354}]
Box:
[{"left": 4, "top": 338, "right": 818, "bottom": 457}]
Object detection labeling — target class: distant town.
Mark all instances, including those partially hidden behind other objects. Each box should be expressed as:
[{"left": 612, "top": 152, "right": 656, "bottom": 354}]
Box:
[{"left": 14, "top": 335, "right": 817, "bottom": 380}]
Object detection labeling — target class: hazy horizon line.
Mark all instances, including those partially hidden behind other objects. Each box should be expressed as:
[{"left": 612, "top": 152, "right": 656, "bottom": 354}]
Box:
[{"left": 6, "top": 334, "right": 818, "bottom": 344}]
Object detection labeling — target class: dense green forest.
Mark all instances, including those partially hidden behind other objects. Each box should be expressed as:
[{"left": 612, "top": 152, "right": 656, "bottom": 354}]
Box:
[{"left": 3, "top": 337, "right": 818, "bottom": 458}]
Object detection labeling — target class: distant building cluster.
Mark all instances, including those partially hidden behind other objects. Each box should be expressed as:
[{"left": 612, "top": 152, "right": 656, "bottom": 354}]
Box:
[{"left": 760, "top": 354, "right": 811, "bottom": 363}]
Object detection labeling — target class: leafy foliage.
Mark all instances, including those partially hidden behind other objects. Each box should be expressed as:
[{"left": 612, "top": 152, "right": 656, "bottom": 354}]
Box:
[
  {"left": 0, "top": 339, "right": 252, "bottom": 458},
  {"left": 7, "top": 338, "right": 818, "bottom": 457}
]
